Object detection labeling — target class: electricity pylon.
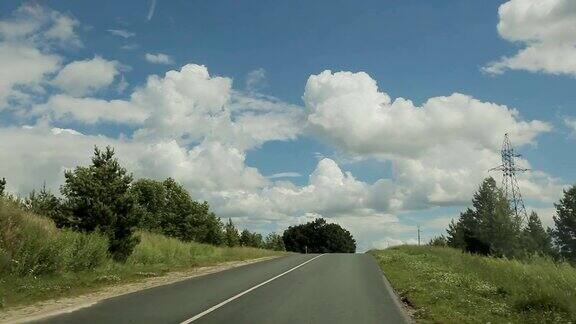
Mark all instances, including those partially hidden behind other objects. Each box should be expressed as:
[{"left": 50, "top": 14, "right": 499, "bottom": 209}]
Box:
[{"left": 490, "top": 133, "right": 529, "bottom": 222}]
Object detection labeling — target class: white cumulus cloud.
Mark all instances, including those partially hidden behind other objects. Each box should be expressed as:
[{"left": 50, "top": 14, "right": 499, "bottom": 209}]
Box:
[
  {"left": 484, "top": 0, "right": 576, "bottom": 76},
  {"left": 304, "top": 70, "right": 550, "bottom": 159},
  {"left": 0, "top": 4, "right": 82, "bottom": 109},
  {"left": 52, "top": 56, "right": 119, "bottom": 96}
]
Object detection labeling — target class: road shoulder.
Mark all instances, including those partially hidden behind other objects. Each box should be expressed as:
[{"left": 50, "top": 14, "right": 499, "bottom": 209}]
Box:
[
  {"left": 0, "top": 256, "right": 281, "bottom": 324},
  {"left": 379, "top": 271, "right": 415, "bottom": 324}
]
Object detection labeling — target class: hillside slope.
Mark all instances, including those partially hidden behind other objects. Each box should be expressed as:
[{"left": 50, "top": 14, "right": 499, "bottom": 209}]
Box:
[{"left": 369, "top": 246, "right": 576, "bottom": 324}]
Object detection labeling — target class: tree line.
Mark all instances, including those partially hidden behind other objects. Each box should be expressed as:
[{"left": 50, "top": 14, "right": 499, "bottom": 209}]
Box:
[
  {"left": 430, "top": 177, "right": 576, "bottom": 263},
  {"left": 0, "top": 147, "right": 285, "bottom": 261}
]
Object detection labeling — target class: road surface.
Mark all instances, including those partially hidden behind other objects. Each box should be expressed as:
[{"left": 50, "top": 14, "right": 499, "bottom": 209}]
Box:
[{"left": 35, "top": 254, "right": 408, "bottom": 324}]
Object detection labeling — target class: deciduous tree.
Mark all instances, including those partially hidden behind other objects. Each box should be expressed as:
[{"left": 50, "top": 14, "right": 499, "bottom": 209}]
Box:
[{"left": 282, "top": 218, "right": 356, "bottom": 253}]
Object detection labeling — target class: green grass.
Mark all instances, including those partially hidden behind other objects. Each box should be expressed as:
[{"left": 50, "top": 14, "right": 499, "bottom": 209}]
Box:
[
  {"left": 0, "top": 198, "right": 285, "bottom": 310},
  {"left": 369, "top": 246, "right": 576, "bottom": 324}
]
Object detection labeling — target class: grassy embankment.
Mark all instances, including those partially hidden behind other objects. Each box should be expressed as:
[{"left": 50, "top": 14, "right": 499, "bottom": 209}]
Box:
[
  {"left": 369, "top": 245, "right": 576, "bottom": 324},
  {"left": 0, "top": 198, "right": 284, "bottom": 310}
]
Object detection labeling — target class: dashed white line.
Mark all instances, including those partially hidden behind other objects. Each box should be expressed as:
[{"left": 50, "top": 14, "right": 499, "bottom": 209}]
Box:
[{"left": 179, "top": 254, "right": 324, "bottom": 323}]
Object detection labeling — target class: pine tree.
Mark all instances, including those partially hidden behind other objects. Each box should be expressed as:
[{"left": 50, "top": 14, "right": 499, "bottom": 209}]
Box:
[
  {"left": 61, "top": 146, "right": 139, "bottom": 262},
  {"left": 25, "top": 184, "right": 69, "bottom": 228},
  {"left": 446, "top": 177, "right": 521, "bottom": 257},
  {"left": 553, "top": 185, "right": 576, "bottom": 261},
  {"left": 523, "top": 211, "right": 553, "bottom": 256},
  {"left": 224, "top": 218, "right": 240, "bottom": 247},
  {"left": 0, "top": 177, "right": 6, "bottom": 196},
  {"left": 478, "top": 179, "right": 521, "bottom": 257}
]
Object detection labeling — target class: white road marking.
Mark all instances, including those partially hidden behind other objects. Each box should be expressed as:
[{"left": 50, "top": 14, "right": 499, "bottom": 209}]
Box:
[{"left": 179, "top": 254, "right": 324, "bottom": 323}]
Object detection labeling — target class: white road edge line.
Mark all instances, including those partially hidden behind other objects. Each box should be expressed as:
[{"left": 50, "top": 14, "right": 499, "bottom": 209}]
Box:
[{"left": 180, "top": 254, "right": 324, "bottom": 323}]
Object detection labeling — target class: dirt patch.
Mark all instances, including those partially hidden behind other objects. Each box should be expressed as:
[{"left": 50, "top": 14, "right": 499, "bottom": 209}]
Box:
[{"left": 0, "top": 256, "right": 280, "bottom": 324}]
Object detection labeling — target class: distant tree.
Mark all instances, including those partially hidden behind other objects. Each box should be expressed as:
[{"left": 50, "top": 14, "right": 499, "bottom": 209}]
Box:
[
  {"left": 428, "top": 235, "right": 447, "bottom": 247},
  {"left": 131, "top": 178, "right": 225, "bottom": 245},
  {"left": 240, "top": 229, "right": 264, "bottom": 248},
  {"left": 224, "top": 218, "right": 240, "bottom": 247},
  {"left": 0, "top": 177, "right": 5, "bottom": 196},
  {"left": 61, "top": 146, "right": 139, "bottom": 262},
  {"left": 446, "top": 178, "right": 520, "bottom": 257},
  {"left": 523, "top": 211, "right": 554, "bottom": 256},
  {"left": 24, "top": 184, "right": 69, "bottom": 228},
  {"left": 264, "top": 233, "right": 285, "bottom": 251},
  {"left": 282, "top": 218, "right": 356, "bottom": 253},
  {"left": 476, "top": 178, "right": 522, "bottom": 257},
  {"left": 447, "top": 208, "right": 489, "bottom": 255},
  {"left": 193, "top": 209, "right": 224, "bottom": 246},
  {"left": 130, "top": 178, "right": 167, "bottom": 231},
  {"left": 553, "top": 185, "right": 576, "bottom": 262}
]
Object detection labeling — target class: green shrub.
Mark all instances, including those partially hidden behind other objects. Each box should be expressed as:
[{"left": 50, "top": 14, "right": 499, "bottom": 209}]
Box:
[{"left": 60, "top": 230, "right": 109, "bottom": 272}]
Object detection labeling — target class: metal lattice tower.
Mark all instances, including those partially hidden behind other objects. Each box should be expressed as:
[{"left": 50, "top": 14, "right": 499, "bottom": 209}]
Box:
[{"left": 490, "top": 134, "right": 529, "bottom": 221}]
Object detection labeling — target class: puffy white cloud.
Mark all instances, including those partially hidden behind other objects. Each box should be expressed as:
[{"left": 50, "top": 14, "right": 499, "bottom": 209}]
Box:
[
  {"left": 212, "top": 158, "right": 402, "bottom": 224},
  {"left": 52, "top": 56, "right": 120, "bottom": 96},
  {"left": 0, "top": 125, "right": 139, "bottom": 194},
  {"left": 130, "top": 64, "right": 303, "bottom": 149},
  {"left": 0, "top": 126, "right": 266, "bottom": 198},
  {"left": 134, "top": 140, "right": 267, "bottom": 193},
  {"left": 0, "top": 42, "right": 60, "bottom": 108},
  {"left": 484, "top": 0, "right": 576, "bottom": 75},
  {"left": 34, "top": 63, "right": 305, "bottom": 149},
  {"left": 145, "top": 53, "right": 173, "bottom": 64},
  {"left": 304, "top": 69, "right": 561, "bottom": 210},
  {"left": 0, "top": 3, "right": 80, "bottom": 47},
  {"left": 305, "top": 70, "right": 550, "bottom": 159},
  {"left": 33, "top": 94, "right": 147, "bottom": 124},
  {"left": 0, "top": 4, "right": 85, "bottom": 109}
]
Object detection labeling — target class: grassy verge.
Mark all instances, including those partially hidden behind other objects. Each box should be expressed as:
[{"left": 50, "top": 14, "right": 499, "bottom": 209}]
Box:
[
  {"left": 369, "top": 246, "right": 576, "bottom": 324},
  {"left": 0, "top": 199, "right": 285, "bottom": 310}
]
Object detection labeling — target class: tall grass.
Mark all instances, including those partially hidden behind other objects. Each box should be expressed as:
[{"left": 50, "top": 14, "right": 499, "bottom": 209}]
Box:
[
  {"left": 0, "top": 198, "right": 284, "bottom": 309},
  {"left": 128, "top": 231, "right": 279, "bottom": 267},
  {"left": 0, "top": 199, "right": 109, "bottom": 276},
  {"left": 370, "top": 246, "right": 576, "bottom": 323}
]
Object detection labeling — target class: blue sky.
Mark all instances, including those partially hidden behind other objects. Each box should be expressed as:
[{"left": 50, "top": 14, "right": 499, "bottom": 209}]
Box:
[{"left": 0, "top": 0, "right": 575, "bottom": 250}]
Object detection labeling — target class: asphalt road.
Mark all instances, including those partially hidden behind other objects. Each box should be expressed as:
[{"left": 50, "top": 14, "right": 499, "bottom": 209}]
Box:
[{"left": 36, "top": 254, "right": 407, "bottom": 324}]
